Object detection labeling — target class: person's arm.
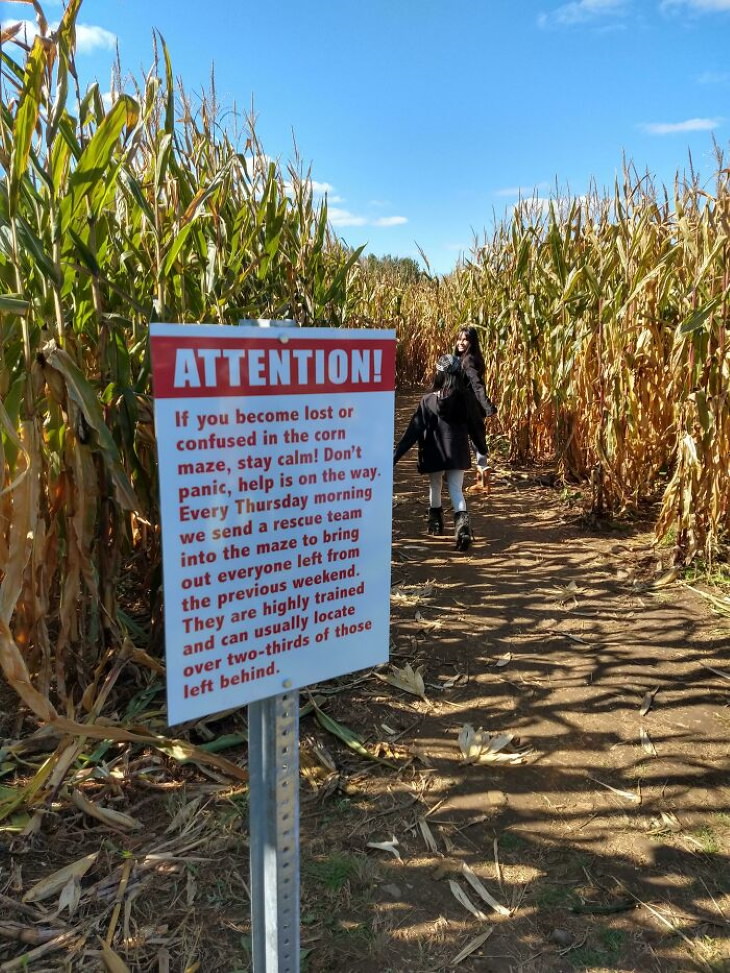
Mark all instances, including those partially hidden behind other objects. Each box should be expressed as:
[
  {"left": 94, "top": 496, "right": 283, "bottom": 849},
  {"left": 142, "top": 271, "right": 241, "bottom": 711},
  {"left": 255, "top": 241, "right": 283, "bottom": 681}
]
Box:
[
  {"left": 466, "top": 394, "right": 489, "bottom": 457},
  {"left": 463, "top": 359, "right": 497, "bottom": 417},
  {"left": 394, "top": 403, "right": 426, "bottom": 464}
]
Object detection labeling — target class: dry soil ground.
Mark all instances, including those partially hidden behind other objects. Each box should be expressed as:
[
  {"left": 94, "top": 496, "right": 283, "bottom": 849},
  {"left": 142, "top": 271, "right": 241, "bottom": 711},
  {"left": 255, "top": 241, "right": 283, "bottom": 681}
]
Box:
[{"left": 1, "top": 394, "right": 729, "bottom": 972}]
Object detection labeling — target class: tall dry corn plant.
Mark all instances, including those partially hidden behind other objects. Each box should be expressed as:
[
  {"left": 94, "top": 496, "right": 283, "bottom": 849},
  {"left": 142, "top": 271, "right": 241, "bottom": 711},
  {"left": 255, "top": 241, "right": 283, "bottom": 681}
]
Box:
[{"left": 0, "top": 0, "right": 364, "bottom": 792}]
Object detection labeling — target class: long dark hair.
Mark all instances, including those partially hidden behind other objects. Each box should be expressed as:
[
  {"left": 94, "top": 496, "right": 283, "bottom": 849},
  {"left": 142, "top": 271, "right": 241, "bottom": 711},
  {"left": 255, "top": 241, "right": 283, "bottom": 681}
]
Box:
[
  {"left": 454, "top": 325, "right": 485, "bottom": 373},
  {"left": 432, "top": 357, "right": 466, "bottom": 421}
]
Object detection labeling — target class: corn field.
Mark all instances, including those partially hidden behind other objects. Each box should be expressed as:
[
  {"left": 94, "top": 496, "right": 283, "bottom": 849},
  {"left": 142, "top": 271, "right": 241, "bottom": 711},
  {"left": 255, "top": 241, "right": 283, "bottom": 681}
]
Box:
[
  {"left": 1, "top": 0, "right": 729, "bottom": 803},
  {"left": 358, "top": 168, "right": 730, "bottom": 568},
  {"left": 0, "top": 1, "right": 363, "bottom": 770}
]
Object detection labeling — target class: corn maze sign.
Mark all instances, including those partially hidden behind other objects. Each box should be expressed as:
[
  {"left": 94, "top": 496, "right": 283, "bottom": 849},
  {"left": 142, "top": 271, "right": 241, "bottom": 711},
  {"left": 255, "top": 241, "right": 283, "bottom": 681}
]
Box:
[{"left": 150, "top": 324, "right": 396, "bottom": 724}]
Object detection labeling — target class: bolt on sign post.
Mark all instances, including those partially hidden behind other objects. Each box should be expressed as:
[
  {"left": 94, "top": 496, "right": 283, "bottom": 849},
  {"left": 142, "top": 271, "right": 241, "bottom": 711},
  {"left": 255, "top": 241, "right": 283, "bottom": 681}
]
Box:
[{"left": 150, "top": 322, "right": 396, "bottom": 971}]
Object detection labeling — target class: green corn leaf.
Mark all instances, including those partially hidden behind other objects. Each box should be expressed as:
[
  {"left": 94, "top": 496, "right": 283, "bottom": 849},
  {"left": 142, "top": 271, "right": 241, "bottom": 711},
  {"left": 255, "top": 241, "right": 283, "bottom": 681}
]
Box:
[
  {"left": 0, "top": 295, "right": 30, "bottom": 314},
  {"left": 9, "top": 35, "right": 48, "bottom": 217},
  {"left": 40, "top": 340, "right": 139, "bottom": 511}
]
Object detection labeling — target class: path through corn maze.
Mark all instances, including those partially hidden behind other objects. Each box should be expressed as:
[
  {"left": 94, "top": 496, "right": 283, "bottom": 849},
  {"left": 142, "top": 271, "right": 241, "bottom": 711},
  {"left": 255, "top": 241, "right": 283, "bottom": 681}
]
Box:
[{"left": 1, "top": 394, "right": 728, "bottom": 973}]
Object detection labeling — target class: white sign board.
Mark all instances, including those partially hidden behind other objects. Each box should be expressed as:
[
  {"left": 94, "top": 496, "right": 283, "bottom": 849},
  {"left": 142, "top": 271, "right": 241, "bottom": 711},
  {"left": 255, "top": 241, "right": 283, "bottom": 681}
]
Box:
[{"left": 150, "top": 324, "right": 396, "bottom": 723}]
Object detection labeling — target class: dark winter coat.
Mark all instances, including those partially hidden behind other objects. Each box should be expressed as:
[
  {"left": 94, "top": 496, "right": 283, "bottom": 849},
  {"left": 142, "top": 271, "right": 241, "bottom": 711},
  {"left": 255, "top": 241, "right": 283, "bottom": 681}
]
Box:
[
  {"left": 393, "top": 388, "right": 488, "bottom": 473},
  {"left": 457, "top": 350, "right": 497, "bottom": 418}
]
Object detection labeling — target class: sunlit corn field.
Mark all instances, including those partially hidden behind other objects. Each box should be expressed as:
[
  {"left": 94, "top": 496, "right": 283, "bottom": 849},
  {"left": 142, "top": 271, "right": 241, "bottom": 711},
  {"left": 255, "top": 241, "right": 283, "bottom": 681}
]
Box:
[{"left": 1, "top": 1, "right": 729, "bottom": 772}]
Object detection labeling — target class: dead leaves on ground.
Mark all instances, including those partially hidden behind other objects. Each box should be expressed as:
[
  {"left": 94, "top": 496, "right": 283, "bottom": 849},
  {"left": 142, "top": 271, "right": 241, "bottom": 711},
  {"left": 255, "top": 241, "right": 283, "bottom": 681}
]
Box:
[{"left": 458, "top": 725, "right": 534, "bottom": 765}]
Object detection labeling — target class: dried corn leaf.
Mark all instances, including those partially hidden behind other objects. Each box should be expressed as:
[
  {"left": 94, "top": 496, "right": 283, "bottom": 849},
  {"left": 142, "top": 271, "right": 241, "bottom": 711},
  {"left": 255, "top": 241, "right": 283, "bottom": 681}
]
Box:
[
  {"left": 57, "top": 876, "right": 81, "bottom": 917},
  {"left": 703, "top": 664, "right": 730, "bottom": 683},
  {"left": 23, "top": 852, "right": 98, "bottom": 903},
  {"left": 384, "top": 663, "right": 426, "bottom": 699},
  {"left": 165, "top": 797, "right": 205, "bottom": 835},
  {"left": 461, "top": 862, "right": 511, "bottom": 915},
  {"left": 458, "top": 725, "right": 533, "bottom": 765},
  {"left": 450, "top": 926, "right": 494, "bottom": 966},
  {"left": 639, "top": 727, "right": 657, "bottom": 756},
  {"left": 448, "top": 880, "right": 488, "bottom": 920},
  {"left": 99, "top": 939, "right": 131, "bottom": 972},
  {"left": 660, "top": 811, "right": 682, "bottom": 831},
  {"left": 71, "top": 791, "right": 143, "bottom": 831},
  {"left": 589, "top": 777, "right": 641, "bottom": 804},
  {"left": 639, "top": 686, "right": 659, "bottom": 716},
  {"left": 366, "top": 836, "right": 401, "bottom": 859},
  {"left": 649, "top": 568, "right": 679, "bottom": 590},
  {"left": 418, "top": 817, "right": 439, "bottom": 854}
]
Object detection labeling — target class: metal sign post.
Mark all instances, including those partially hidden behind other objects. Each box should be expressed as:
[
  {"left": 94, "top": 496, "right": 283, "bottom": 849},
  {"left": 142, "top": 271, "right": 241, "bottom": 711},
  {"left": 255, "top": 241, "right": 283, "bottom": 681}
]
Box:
[{"left": 248, "top": 691, "right": 300, "bottom": 972}]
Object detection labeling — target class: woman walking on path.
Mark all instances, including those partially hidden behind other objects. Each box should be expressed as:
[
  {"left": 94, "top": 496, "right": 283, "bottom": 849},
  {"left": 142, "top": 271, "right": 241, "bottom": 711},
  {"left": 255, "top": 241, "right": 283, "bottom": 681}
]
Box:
[
  {"left": 454, "top": 325, "right": 497, "bottom": 489},
  {"left": 393, "top": 354, "right": 488, "bottom": 552}
]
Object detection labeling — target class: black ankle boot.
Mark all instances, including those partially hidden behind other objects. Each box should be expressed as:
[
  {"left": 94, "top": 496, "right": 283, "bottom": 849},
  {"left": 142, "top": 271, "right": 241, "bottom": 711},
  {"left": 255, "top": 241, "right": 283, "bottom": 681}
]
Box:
[
  {"left": 454, "top": 510, "right": 472, "bottom": 551},
  {"left": 427, "top": 507, "right": 444, "bottom": 535}
]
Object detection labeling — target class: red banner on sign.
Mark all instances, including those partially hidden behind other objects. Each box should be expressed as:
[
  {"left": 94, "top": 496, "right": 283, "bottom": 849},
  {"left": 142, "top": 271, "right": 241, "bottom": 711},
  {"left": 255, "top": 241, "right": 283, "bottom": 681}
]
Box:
[{"left": 151, "top": 335, "right": 395, "bottom": 398}]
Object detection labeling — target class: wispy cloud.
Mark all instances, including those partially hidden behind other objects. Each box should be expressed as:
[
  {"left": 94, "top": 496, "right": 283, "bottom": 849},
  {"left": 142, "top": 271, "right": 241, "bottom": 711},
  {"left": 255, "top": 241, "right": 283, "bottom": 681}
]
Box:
[
  {"left": 372, "top": 215, "right": 407, "bottom": 227},
  {"left": 696, "top": 70, "right": 730, "bottom": 84},
  {"left": 494, "top": 182, "right": 550, "bottom": 198},
  {"left": 313, "top": 183, "right": 407, "bottom": 229},
  {"left": 0, "top": 19, "right": 117, "bottom": 52},
  {"left": 639, "top": 116, "right": 722, "bottom": 134},
  {"left": 661, "top": 0, "right": 730, "bottom": 12},
  {"left": 538, "top": 0, "right": 627, "bottom": 28}
]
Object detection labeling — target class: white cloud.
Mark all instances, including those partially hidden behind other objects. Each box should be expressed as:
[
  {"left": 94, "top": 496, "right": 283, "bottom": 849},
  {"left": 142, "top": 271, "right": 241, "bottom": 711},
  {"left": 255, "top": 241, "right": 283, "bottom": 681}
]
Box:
[
  {"left": 538, "top": 0, "right": 627, "bottom": 27},
  {"left": 0, "top": 19, "right": 117, "bottom": 52},
  {"left": 328, "top": 208, "right": 368, "bottom": 228},
  {"left": 661, "top": 0, "right": 730, "bottom": 11},
  {"left": 372, "top": 215, "right": 407, "bottom": 227},
  {"left": 639, "top": 117, "right": 723, "bottom": 134},
  {"left": 75, "top": 24, "right": 117, "bottom": 53}
]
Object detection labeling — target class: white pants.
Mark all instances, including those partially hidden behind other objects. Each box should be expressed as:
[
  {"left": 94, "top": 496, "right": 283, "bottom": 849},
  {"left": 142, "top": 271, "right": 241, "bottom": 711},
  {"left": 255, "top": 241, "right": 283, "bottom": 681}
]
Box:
[{"left": 429, "top": 470, "right": 466, "bottom": 512}]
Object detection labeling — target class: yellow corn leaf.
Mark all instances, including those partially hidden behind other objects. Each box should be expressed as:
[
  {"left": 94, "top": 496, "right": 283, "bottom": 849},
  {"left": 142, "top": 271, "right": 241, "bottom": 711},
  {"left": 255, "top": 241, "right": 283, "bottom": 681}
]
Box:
[{"left": 99, "top": 939, "right": 132, "bottom": 973}]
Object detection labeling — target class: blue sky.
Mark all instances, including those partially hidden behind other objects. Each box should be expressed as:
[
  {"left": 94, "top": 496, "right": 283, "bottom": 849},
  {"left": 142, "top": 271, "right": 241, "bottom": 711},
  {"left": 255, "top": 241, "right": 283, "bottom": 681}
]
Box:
[{"left": 2, "top": 0, "right": 729, "bottom": 273}]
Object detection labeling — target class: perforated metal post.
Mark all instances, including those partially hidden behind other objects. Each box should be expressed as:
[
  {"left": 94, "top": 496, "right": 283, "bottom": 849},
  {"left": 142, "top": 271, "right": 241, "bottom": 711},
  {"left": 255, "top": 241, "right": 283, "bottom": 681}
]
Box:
[{"left": 248, "top": 692, "right": 300, "bottom": 972}]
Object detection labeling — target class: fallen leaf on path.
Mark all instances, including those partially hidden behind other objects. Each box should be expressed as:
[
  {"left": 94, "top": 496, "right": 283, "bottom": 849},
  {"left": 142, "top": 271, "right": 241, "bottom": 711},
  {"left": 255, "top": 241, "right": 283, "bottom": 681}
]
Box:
[
  {"left": 458, "top": 725, "right": 533, "bottom": 765},
  {"left": 418, "top": 817, "right": 439, "bottom": 854},
  {"left": 382, "top": 663, "right": 426, "bottom": 699},
  {"left": 448, "top": 880, "right": 488, "bottom": 920},
  {"left": 639, "top": 727, "right": 657, "bottom": 756},
  {"left": 450, "top": 927, "right": 494, "bottom": 966},
  {"left": 366, "top": 836, "right": 401, "bottom": 860},
  {"left": 461, "top": 862, "right": 511, "bottom": 915},
  {"left": 589, "top": 777, "right": 641, "bottom": 804},
  {"left": 639, "top": 686, "right": 659, "bottom": 716},
  {"left": 649, "top": 568, "right": 679, "bottom": 589},
  {"left": 703, "top": 664, "right": 730, "bottom": 683}
]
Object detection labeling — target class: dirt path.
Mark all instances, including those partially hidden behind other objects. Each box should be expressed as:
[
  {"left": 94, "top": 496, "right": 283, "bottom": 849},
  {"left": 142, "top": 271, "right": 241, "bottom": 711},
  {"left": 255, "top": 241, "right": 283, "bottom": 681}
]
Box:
[
  {"left": 299, "top": 396, "right": 730, "bottom": 973},
  {"left": 1, "top": 397, "right": 728, "bottom": 973}
]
